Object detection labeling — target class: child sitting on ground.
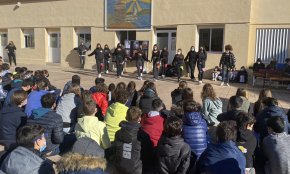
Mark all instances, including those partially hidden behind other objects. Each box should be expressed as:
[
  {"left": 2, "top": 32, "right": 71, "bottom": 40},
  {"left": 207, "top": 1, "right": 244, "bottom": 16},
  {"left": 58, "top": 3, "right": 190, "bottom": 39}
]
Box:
[
  {"left": 114, "top": 106, "right": 143, "bottom": 174},
  {"left": 212, "top": 66, "right": 220, "bottom": 81},
  {"left": 230, "top": 67, "right": 238, "bottom": 82},
  {"left": 236, "top": 66, "right": 248, "bottom": 83}
]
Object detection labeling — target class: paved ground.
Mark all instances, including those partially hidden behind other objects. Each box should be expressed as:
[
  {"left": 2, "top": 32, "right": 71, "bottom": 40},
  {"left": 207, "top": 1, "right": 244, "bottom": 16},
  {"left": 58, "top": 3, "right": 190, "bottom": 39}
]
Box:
[{"left": 20, "top": 64, "right": 290, "bottom": 113}]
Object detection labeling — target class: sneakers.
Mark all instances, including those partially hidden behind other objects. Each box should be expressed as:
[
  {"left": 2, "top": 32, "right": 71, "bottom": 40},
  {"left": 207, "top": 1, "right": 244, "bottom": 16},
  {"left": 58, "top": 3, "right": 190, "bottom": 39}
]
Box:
[
  {"left": 162, "top": 75, "right": 165, "bottom": 79},
  {"left": 98, "top": 74, "right": 102, "bottom": 78},
  {"left": 199, "top": 81, "right": 203, "bottom": 84},
  {"left": 137, "top": 76, "right": 143, "bottom": 80},
  {"left": 220, "top": 82, "right": 224, "bottom": 86},
  {"left": 192, "top": 78, "right": 196, "bottom": 81},
  {"left": 105, "top": 70, "right": 109, "bottom": 74},
  {"left": 226, "top": 83, "right": 230, "bottom": 86}
]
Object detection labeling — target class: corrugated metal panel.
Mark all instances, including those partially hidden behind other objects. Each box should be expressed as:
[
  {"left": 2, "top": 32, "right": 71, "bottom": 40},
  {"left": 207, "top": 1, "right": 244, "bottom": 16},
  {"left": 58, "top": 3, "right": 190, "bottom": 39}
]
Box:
[{"left": 255, "top": 28, "right": 289, "bottom": 64}]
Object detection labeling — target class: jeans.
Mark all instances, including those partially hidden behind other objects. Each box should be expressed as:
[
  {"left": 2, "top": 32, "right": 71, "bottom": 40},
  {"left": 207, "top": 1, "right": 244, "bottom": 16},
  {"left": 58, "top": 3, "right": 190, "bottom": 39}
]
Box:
[
  {"left": 222, "top": 66, "right": 230, "bottom": 83},
  {"left": 8, "top": 53, "right": 16, "bottom": 66},
  {"left": 105, "top": 58, "right": 110, "bottom": 72},
  {"left": 177, "top": 65, "right": 182, "bottom": 80},
  {"left": 153, "top": 63, "right": 159, "bottom": 79},
  {"left": 116, "top": 60, "right": 123, "bottom": 76},
  {"left": 136, "top": 61, "right": 143, "bottom": 77},
  {"left": 79, "top": 55, "right": 85, "bottom": 68},
  {"left": 197, "top": 64, "right": 204, "bottom": 81},
  {"left": 96, "top": 60, "right": 102, "bottom": 74},
  {"left": 189, "top": 61, "right": 197, "bottom": 79}
]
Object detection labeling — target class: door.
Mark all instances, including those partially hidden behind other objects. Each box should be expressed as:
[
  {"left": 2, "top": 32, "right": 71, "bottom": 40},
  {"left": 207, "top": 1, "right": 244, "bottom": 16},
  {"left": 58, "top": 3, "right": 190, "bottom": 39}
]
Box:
[
  {"left": 156, "top": 30, "right": 176, "bottom": 64},
  {"left": 48, "top": 33, "right": 61, "bottom": 63},
  {"left": 0, "top": 33, "right": 8, "bottom": 61}
]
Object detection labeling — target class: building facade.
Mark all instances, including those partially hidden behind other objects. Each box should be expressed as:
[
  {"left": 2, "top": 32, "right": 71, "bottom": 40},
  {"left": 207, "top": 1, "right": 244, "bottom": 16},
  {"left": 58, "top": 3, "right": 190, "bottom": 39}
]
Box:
[{"left": 0, "top": 0, "right": 289, "bottom": 72}]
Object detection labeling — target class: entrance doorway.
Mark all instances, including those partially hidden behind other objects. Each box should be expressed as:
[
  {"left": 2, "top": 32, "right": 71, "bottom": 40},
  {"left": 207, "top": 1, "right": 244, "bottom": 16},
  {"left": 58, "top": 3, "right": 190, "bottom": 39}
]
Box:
[
  {"left": 48, "top": 32, "right": 61, "bottom": 63},
  {"left": 156, "top": 30, "right": 176, "bottom": 64},
  {"left": 0, "top": 33, "right": 8, "bottom": 61}
]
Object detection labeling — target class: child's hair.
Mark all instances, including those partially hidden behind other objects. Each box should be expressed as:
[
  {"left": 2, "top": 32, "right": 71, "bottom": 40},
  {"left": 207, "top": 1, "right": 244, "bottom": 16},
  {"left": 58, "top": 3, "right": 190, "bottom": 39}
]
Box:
[
  {"left": 138, "top": 80, "right": 150, "bottom": 93},
  {"left": 183, "top": 100, "right": 202, "bottom": 112},
  {"left": 41, "top": 93, "right": 56, "bottom": 108},
  {"left": 83, "top": 100, "right": 97, "bottom": 116},
  {"left": 216, "top": 121, "right": 237, "bottom": 142},
  {"left": 225, "top": 44, "right": 233, "bottom": 51},
  {"left": 13, "top": 73, "right": 21, "bottom": 80},
  {"left": 152, "top": 98, "right": 163, "bottom": 111},
  {"left": 95, "top": 83, "right": 109, "bottom": 93},
  {"left": 164, "top": 116, "right": 183, "bottom": 138},
  {"left": 228, "top": 96, "right": 243, "bottom": 110},
  {"left": 11, "top": 90, "right": 28, "bottom": 106},
  {"left": 127, "top": 81, "right": 136, "bottom": 95},
  {"left": 71, "top": 75, "right": 81, "bottom": 86},
  {"left": 214, "top": 66, "right": 219, "bottom": 71},
  {"left": 115, "top": 89, "right": 129, "bottom": 104},
  {"left": 2, "top": 63, "right": 10, "bottom": 71},
  {"left": 126, "top": 106, "right": 142, "bottom": 122},
  {"left": 108, "top": 83, "right": 116, "bottom": 92},
  {"left": 178, "top": 81, "right": 187, "bottom": 89},
  {"left": 182, "top": 88, "right": 193, "bottom": 101},
  {"left": 201, "top": 83, "right": 217, "bottom": 100},
  {"left": 68, "top": 84, "right": 81, "bottom": 96},
  {"left": 258, "top": 88, "right": 272, "bottom": 101},
  {"left": 262, "top": 97, "right": 278, "bottom": 107},
  {"left": 36, "top": 80, "right": 48, "bottom": 90},
  {"left": 267, "top": 116, "right": 285, "bottom": 133},
  {"left": 146, "top": 82, "right": 158, "bottom": 96},
  {"left": 94, "top": 78, "right": 105, "bottom": 85},
  {"left": 236, "top": 112, "right": 255, "bottom": 130},
  {"left": 236, "top": 88, "right": 248, "bottom": 99},
  {"left": 22, "top": 67, "right": 28, "bottom": 72},
  {"left": 42, "top": 70, "right": 49, "bottom": 77}
]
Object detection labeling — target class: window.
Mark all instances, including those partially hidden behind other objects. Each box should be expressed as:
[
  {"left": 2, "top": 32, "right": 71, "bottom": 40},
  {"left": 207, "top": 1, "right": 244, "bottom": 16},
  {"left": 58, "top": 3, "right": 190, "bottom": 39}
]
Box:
[
  {"left": 23, "top": 29, "right": 35, "bottom": 48},
  {"left": 1, "top": 34, "right": 7, "bottom": 46},
  {"left": 78, "top": 33, "right": 91, "bottom": 49},
  {"left": 199, "top": 28, "right": 224, "bottom": 52},
  {"left": 119, "top": 31, "right": 136, "bottom": 44}
]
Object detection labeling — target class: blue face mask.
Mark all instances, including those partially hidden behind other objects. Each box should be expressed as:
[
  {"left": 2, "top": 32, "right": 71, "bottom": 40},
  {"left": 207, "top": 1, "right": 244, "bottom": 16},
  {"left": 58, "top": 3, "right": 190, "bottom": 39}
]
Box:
[{"left": 39, "top": 141, "right": 47, "bottom": 152}]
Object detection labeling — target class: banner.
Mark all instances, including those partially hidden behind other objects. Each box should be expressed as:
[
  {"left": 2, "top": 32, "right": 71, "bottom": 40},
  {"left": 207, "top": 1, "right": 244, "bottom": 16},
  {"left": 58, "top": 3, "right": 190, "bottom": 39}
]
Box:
[{"left": 105, "top": 0, "right": 152, "bottom": 30}]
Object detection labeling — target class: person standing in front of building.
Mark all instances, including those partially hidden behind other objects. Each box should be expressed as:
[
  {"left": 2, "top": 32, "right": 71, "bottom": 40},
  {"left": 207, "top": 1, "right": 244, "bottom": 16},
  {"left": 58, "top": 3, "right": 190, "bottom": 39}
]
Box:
[
  {"left": 104, "top": 44, "right": 112, "bottom": 74},
  {"left": 185, "top": 46, "right": 198, "bottom": 81},
  {"left": 160, "top": 47, "right": 169, "bottom": 79},
  {"left": 78, "top": 42, "right": 88, "bottom": 69},
  {"left": 135, "top": 45, "right": 147, "bottom": 80},
  {"left": 151, "top": 44, "right": 161, "bottom": 81},
  {"left": 173, "top": 49, "right": 185, "bottom": 82},
  {"left": 197, "top": 46, "right": 207, "bottom": 84},
  {"left": 114, "top": 43, "right": 126, "bottom": 78},
  {"left": 219, "top": 44, "right": 236, "bottom": 86},
  {"left": 88, "top": 43, "right": 105, "bottom": 78},
  {"left": 5, "top": 41, "right": 16, "bottom": 66}
]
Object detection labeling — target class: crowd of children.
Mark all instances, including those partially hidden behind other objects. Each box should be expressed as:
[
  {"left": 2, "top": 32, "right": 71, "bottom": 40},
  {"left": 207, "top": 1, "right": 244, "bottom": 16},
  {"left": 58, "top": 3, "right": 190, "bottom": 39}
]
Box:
[{"left": 0, "top": 63, "right": 289, "bottom": 174}]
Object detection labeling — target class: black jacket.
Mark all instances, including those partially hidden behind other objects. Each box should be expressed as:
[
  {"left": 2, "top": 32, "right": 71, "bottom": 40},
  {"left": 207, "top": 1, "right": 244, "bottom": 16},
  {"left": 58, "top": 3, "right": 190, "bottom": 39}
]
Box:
[
  {"left": 0, "top": 105, "right": 27, "bottom": 148},
  {"left": 27, "top": 108, "right": 64, "bottom": 153},
  {"left": 173, "top": 54, "right": 184, "bottom": 66},
  {"left": 104, "top": 48, "right": 111, "bottom": 60},
  {"left": 139, "top": 89, "right": 159, "bottom": 114},
  {"left": 185, "top": 51, "right": 198, "bottom": 64},
  {"left": 236, "top": 129, "right": 257, "bottom": 168},
  {"left": 134, "top": 50, "right": 147, "bottom": 64},
  {"left": 160, "top": 50, "right": 169, "bottom": 64},
  {"left": 219, "top": 52, "right": 236, "bottom": 68},
  {"left": 217, "top": 110, "right": 244, "bottom": 122},
  {"left": 197, "top": 51, "right": 207, "bottom": 68},
  {"left": 253, "top": 62, "right": 265, "bottom": 72},
  {"left": 77, "top": 45, "right": 88, "bottom": 55},
  {"left": 151, "top": 50, "right": 160, "bottom": 64},
  {"left": 114, "top": 121, "right": 142, "bottom": 174},
  {"left": 89, "top": 48, "right": 105, "bottom": 62},
  {"left": 5, "top": 44, "right": 16, "bottom": 55},
  {"left": 114, "top": 47, "right": 126, "bottom": 62},
  {"left": 171, "top": 88, "right": 184, "bottom": 105},
  {"left": 157, "top": 136, "right": 191, "bottom": 174}
]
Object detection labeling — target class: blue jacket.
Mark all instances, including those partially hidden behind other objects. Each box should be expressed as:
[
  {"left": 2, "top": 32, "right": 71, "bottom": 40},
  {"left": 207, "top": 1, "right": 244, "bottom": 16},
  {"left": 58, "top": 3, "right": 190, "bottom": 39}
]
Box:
[
  {"left": 182, "top": 112, "right": 207, "bottom": 159},
  {"left": 197, "top": 141, "right": 246, "bottom": 174},
  {"left": 24, "top": 90, "right": 49, "bottom": 116},
  {"left": 256, "top": 105, "right": 290, "bottom": 140}
]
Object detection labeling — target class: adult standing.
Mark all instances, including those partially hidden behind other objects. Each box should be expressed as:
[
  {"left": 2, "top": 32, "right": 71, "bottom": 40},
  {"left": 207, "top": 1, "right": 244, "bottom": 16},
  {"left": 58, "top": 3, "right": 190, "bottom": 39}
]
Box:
[
  {"left": 172, "top": 49, "right": 185, "bottom": 82},
  {"left": 104, "top": 44, "right": 112, "bottom": 74},
  {"left": 160, "top": 47, "right": 169, "bottom": 79},
  {"left": 77, "top": 42, "right": 88, "bottom": 69},
  {"left": 88, "top": 43, "right": 105, "bottom": 78},
  {"left": 5, "top": 41, "right": 17, "bottom": 66},
  {"left": 219, "top": 44, "right": 236, "bottom": 86},
  {"left": 134, "top": 46, "right": 147, "bottom": 80},
  {"left": 151, "top": 44, "right": 160, "bottom": 81},
  {"left": 113, "top": 43, "right": 126, "bottom": 78},
  {"left": 197, "top": 46, "right": 207, "bottom": 84},
  {"left": 185, "top": 46, "right": 198, "bottom": 81}
]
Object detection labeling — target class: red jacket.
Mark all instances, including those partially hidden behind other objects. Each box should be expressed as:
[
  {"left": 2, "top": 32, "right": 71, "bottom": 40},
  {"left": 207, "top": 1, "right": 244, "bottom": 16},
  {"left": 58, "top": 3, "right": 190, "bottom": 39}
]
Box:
[
  {"left": 141, "top": 111, "right": 164, "bottom": 147},
  {"left": 92, "top": 92, "right": 108, "bottom": 116}
]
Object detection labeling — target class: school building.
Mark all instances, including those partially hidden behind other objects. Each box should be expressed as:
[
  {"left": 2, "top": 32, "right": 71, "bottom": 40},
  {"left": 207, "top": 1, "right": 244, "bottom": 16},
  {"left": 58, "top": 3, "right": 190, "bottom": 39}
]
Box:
[{"left": 0, "top": 0, "right": 289, "bottom": 73}]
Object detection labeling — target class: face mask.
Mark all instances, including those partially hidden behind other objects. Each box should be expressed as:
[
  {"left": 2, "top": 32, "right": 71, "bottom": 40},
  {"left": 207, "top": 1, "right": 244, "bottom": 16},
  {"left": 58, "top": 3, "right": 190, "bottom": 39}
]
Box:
[
  {"left": 178, "top": 52, "right": 181, "bottom": 54},
  {"left": 191, "top": 48, "right": 195, "bottom": 51},
  {"left": 39, "top": 141, "right": 47, "bottom": 152}
]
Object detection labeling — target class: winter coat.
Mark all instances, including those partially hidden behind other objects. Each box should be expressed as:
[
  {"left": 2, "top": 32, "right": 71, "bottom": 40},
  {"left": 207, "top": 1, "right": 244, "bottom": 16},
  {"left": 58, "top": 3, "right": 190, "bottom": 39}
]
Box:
[
  {"left": 114, "top": 47, "right": 125, "bottom": 62},
  {"left": 219, "top": 52, "right": 236, "bottom": 68},
  {"left": 139, "top": 88, "right": 159, "bottom": 114},
  {"left": 263, "top": 132, "right": 290, "bottom": 174},
  {"left": 236, "top": 70, "right": 248, "bottom": 83},
  {"left": 27, "top": 108, "right": 64, "bottom": 153},
  {"left": 0, "top": 146, "right": 54, "bottom": 174},
  {"left": 151, "top": 50, "right": 160, "bottom": 64},
  {"left": 253, "top": 62, "right": 265, "bottom": 72},
  {"left": 105, "top": 102, "right": 128, "bottom": 142},
  {"left": 5, "top": 44, "right": 16, "bottom": 55},
  {"left": 126, "top": 91, "right": 138, "bottom": 107},
  {"left": 24, "top": 90, "right": 49, "bottom": 116},
  {"left": 75, "top": 116, "right": 111, "bottom": 149},
  {"left": 56, "top": 93, "right": 82, "bottom": 129},
  {"left": 182, "top": 112, "right": 207, "bottom": 159},
  {"left": 104, "top": 48, "right": 111, "bottom": 60},
  {"left": 157, "top": 136, "right": 191, "bottom": 174},
  {"left": 171, "top": 88, "right": 183, "bottom": 105},
  {"left": 78, "top": 45, "right": 88, "bottom": 56},
  {"left": 0, "top": 105, "right": 27, "bottom": 147},
  {"left": 197, "top": 141, "right": 246, "bottom": 174},
  {"left": 173, "top": 54, "right": 184, "bottom": 67},
  {"left": 202, "top": 97, "right": 223, "bottom": 125},
  {"left": 92, "top": 92, "right": 108, "bottom": 116},
  {"left": 57, "top": 153, "right": 107, "bottom": 174},
  {"left": 197, "top": 51, "right": 207, "bottom": 68},
  {"left": 185, "top": 51, "right": 198, "bottom": 64},
  {"left": 160, "top": 50, "right": 169, "bottom": 64},
  {"left": 217, "top": 109, "right": 244, "bottom": 122},
  {"left": 114, "top": 121, "right": 142, "bottom": 174},
  {"left": 134, "top": 50, "right": 147, "bottom": 65},
  {"left": 88, "top": 48, "right": 105, "bottom": 62},
  {"left": 236, "top": 129, "right": 257, "bottom": 168},
  {"left": 239, "top": 96, "right": 250, "bottom": 112},
  {"left": 253, "top": 100, "right": 263, "bottom": 117},
  {"left": 141, "top": 111, "right": 164, "bottom": 147},
  {"left": 255, "top": 105, "right": 290, "bottom": 140}
]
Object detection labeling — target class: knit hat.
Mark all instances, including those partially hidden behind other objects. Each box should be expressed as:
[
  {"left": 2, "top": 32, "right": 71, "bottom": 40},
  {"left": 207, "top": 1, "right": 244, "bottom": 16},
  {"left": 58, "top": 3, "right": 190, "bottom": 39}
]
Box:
[{"left": 71, "top": 137, "right": 105, "bottom": 157}]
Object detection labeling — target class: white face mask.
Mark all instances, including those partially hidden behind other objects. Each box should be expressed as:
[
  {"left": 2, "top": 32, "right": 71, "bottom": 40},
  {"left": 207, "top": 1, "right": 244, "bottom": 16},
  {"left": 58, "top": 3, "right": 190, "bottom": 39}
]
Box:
[
  {"left": 191, "top": 48, "right": 195, "bottom": 51},
  {"left": 178, "top": 52, "right": 181, "bottom": 54}
]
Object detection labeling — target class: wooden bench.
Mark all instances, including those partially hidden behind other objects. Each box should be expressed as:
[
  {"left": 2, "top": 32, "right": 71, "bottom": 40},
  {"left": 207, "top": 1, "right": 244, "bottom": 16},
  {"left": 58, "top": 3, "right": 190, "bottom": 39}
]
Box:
[{"left": 253, "top": 69, "right": 290, "bottom": 88}]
